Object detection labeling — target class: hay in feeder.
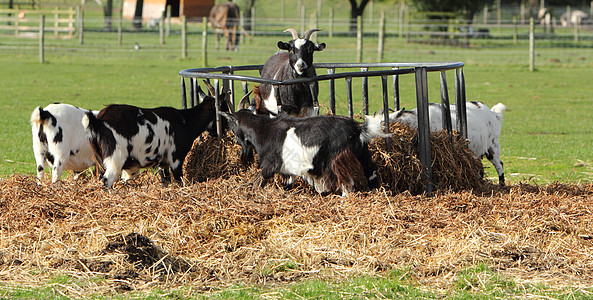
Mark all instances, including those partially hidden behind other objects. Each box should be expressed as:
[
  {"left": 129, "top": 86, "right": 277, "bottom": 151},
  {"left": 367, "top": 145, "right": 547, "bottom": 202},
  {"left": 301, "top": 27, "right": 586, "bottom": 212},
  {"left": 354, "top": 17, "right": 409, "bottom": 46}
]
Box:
[
  {"left": 369, "top": 122, "right": 486, "bottom": 194},
  {"left": 184, "top": 123, "right": 486, "bottom": 194},
  {"left": 182, "top": 131, "right": 254, "bottom": 183}
]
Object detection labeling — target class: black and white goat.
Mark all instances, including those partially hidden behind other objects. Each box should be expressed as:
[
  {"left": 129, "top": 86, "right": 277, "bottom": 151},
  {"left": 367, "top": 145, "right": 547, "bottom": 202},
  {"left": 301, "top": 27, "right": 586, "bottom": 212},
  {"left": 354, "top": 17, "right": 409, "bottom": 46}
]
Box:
[
  {"left": 82, "top": 86, "right": 239, "bottom": 188},
  {"left": 258, "top": 28, "right": 326, "bottom": 117},
  {"left": 388, "top": 101, "right": 507, "bottom": 185},
  {"left": 220, "top": 109, "right": 388, "bottom": 196},
  {"left": 31, "top": 103, "right": 98, "bottom": 183}
]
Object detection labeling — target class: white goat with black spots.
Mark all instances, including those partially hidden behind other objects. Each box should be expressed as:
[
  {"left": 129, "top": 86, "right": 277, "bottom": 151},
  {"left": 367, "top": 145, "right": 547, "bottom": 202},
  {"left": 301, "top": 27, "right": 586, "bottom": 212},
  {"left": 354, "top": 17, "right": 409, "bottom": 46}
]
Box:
[{"left": 30, "top": 103, "right": 98, "bottom": 183}]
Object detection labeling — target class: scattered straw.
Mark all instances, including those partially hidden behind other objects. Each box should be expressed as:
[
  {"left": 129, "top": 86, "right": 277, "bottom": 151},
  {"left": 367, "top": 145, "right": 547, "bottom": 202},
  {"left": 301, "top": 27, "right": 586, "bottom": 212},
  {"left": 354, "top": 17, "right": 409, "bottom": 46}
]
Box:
[{"left": 0, "top": 173, "right": 592, "bottom": 296}]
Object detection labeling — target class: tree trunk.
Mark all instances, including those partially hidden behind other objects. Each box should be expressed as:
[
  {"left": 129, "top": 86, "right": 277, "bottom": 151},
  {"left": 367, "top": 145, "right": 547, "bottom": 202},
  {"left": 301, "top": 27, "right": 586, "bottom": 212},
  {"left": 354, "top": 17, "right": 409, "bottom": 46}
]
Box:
[{"left": 349, "top": 0, "right": 370, "bottom": 34}]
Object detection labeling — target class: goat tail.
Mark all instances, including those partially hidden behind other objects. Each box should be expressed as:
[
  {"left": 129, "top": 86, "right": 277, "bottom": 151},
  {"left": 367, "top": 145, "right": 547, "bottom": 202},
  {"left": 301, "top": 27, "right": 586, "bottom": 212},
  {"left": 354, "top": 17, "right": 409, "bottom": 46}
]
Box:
[
  {"left": 490, "top": 103, "right": 506, "bottom": 122},
  {"left": 491, "top": 103, "right": 506, "bottom": 115},
  {"left": 30, "top": 106, "right": 43, "bottom": 126},
  {"left": 81, "top": 111, "right": 105, "bottom": 166},
  {"left": 360, "top": 114, "right": 391, "bottom": 144}
]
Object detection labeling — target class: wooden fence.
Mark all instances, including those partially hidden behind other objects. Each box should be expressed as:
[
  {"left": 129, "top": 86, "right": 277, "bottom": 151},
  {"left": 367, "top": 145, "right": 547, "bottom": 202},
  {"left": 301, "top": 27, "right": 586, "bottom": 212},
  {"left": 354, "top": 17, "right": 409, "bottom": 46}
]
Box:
[{"left": 0, "top": 7, "right": 75, "bottom": 38}]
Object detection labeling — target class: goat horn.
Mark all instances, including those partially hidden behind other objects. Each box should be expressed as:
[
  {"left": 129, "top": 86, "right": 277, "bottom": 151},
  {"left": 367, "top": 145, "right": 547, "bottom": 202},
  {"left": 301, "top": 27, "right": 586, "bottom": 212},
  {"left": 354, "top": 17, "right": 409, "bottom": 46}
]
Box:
[
  {"left": 303, "top": 28, "right": 320, "bottom": 40},
  {"left": 283, "top": 28, "right": 299, "bottom": 39},
  {"left": 202, "top": 80, "right": 215, "bottom": 96}
]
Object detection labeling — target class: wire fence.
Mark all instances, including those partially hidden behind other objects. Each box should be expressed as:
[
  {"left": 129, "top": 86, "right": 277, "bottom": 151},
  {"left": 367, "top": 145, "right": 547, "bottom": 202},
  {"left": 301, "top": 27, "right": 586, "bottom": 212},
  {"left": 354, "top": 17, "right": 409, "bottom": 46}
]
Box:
[{"left": 1, "top": 3, "right": 593, "bottom": 67}]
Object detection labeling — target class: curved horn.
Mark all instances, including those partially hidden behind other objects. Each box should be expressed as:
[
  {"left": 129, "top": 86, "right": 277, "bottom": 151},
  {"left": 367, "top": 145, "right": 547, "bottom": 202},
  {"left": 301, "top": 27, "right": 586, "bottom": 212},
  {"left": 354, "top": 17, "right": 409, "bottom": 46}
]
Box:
[
  {"left": 202, "top": 80, "right": 215, "bottom": 96},
  {"left": 238, "top": 90, "right": 253, "bottom": 110},
  {"left": 283, "top": 28, "right": 299, "bottom": 39},
  {"left": 303, "top": 28, "right": 320, "bottom": 40}
]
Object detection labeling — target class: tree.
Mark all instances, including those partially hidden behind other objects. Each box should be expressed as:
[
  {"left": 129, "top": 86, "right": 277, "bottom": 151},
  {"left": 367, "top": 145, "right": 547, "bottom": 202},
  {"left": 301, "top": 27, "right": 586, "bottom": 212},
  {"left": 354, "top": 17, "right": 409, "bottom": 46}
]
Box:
[
  {"left": 348, "top": 0, "right": 371, "bottom": 34},
  {"left": 413, "top": 0, "right": 495, "bottom": 23}
]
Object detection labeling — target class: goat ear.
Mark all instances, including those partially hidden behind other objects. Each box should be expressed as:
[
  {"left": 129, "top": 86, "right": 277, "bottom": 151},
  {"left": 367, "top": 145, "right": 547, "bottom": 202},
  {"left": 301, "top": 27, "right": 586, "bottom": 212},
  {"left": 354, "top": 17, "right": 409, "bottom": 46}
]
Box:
[
  {"left": 196, "top": 85, "right": 208, "bottom": 101},
  {"left": 277, "top": 41, "right": 290, "bottom": 50},
  {"left": 315, "top": 42, "right": 326, "bottom": 51}
]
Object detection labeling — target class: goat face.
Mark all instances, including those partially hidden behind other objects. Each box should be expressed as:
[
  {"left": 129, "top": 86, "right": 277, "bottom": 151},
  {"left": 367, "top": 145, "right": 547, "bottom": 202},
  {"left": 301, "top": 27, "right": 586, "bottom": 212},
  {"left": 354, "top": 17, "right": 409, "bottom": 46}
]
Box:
[{"left": 277, "top": 38, "right": 325, "bottom": 76}]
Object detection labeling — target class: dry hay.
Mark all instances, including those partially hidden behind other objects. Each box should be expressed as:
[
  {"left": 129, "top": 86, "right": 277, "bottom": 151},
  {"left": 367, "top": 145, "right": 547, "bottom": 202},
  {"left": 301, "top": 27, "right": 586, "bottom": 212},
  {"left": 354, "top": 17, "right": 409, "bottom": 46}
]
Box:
[
  {"left": 184, "top": 123, "right": 486, "bottom": 194},
  {"left": 370, "top": 122, "right": 486, "bottom": 194},
  {"left": 1, "top": 173, "right": 593, "bottom": 296}
]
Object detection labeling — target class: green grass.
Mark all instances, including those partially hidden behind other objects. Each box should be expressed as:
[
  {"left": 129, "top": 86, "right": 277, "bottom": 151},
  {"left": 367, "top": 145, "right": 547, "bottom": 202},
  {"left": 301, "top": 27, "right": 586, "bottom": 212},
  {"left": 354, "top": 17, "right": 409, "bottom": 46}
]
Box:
[{"left": 1, "top": 266, "right": 592, "bottom": 299}]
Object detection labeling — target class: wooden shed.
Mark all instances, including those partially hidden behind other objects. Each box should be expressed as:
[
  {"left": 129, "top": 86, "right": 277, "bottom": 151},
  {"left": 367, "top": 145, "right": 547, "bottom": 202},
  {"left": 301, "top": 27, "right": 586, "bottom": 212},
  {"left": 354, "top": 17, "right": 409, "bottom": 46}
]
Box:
[{"left": 123, "top": 0, "right": 213, "bottom": 21}]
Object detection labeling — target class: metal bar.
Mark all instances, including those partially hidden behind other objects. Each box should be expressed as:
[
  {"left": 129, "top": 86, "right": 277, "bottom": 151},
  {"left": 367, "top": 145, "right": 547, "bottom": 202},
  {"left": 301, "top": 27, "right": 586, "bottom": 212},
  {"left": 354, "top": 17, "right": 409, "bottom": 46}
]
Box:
[
  {"left": 455, "top": 68, "right": 468, "bottom": 140},
  {"left": 361, "top": 67, "right": 369, "bottom": 115},
  {"left": 415, "top": 66, "right": 433, "bottom": 195},
  {"left": 180, "top": 77, "right": 187, "bottom": 109},
  {"left": 460, "top": 68, "right": 468, "bottom": 139},
  {"left": 392, "top": 68, "right": 400, "bottom": 110},
  {"left": 240, "top": 81, "right": 248, "bottom": 112},
  {"left": 439, "top": 70, "right": 453, "bottom": 142},
  {"left": 188, "top": 78, "right": 195, "bottom": 108},
  {"left": 381, "top": 75, "right": 390, "bottom": 148},
  {"left": 346, "top": 76, "right": 353, "bottom": 118},
  {"left": 214, "top": 79, "right": 222, "bottom": 139},
  {"left": 328, "top": 68, "right": 336, "bottom": 114}
]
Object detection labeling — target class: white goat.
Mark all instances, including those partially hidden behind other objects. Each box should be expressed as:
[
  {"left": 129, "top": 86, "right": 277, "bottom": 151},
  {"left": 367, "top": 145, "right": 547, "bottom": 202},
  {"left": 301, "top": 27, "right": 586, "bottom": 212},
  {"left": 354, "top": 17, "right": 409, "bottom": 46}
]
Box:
[
  {"left": 388, "top": 101, "right": 506, "bottom": 185},
  {"left": 31, "top": 103, "right": 98, "bottom": 183}
]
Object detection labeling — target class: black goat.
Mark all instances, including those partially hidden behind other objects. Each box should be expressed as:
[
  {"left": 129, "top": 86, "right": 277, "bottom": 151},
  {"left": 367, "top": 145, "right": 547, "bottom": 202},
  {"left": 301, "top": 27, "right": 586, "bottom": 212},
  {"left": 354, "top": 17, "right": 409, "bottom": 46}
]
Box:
[
  {"left": 258, "top": 28, "right": 326, "bottom": 117},
  {"left": 220, "top": 110, "right": 388, "bottom": 196}
]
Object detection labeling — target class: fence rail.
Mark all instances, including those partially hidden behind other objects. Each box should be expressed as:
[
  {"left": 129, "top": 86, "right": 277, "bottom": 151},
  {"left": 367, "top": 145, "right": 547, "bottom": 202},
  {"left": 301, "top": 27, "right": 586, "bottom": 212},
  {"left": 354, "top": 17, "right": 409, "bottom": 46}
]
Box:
[
  {"left": 0, "top": 7, "right": 75, "bottom": 37},
  {"left": 179, "top": 61, "right": 467, "bottom": 194}
]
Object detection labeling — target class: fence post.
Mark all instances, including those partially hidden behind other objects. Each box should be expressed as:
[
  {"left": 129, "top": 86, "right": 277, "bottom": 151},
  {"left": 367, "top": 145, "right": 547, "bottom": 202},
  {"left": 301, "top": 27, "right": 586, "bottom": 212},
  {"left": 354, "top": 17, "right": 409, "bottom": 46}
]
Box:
[
  {"left": 529, "top": 17, "right": 534, "bottom": 72},
  {"left": 281, "top": 0, "right": 285, "bottom": 22},
  {"left": 54, "top": 8, "right": 58, "bottom": 37},
  {"left": 357, "top": 15, "right": 362, "bottom": 63},
  {"left": 329, "top": 7, "right": 333, "bottom": 38},
  {"left": 368, "top": 0, "right": 373, "bottom": 24},
  {"left": 574, "top": 16, "right": 580, "bottom": 42},
  {"left": 250, "top": 6, "right": 255, "bottom": 37},
  {"left": 117, "top": 0, "right": 122, "bottom": 46},
  {"left": 202, "top": 17, "right": 208, "bottom": 67},
  {"left": 78, "top": 6, "right": 83, "bottom": 45},
  {"left": 483, "top": 6, "right": 488, "bottom": 24},
  {"left": 398, "top": 3, "right": 404, "bottom": 38},
  {"left": 513, "top": 16, "right": 517, "bottom": 44},
  {"left": 377, "top": 11, "right": 385, "bottom": 61},
  {"left": 39, "top": 15, "right": 45, "bottom": 63},
  {"left": 181, "top": 15, "right": 187, "bottom": 58},
  {"left": 159, "top": 16, "right": 164, "bottom": 44},
  {"left": 166, "top": 5, "right": 171, "bottom": 37},
  {"left": 300, "top": 5, "right": 305, "bottom": 34},
  {"left": 520, "top": 0, "right": 525, "bottom": 24}
]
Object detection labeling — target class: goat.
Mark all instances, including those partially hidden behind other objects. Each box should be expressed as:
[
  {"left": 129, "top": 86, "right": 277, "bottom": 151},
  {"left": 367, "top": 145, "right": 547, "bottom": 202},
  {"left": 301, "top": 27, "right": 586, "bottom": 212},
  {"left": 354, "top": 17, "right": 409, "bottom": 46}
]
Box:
[
  {"left": 30, "top": 103, "right": 98, "bottom": 183},
  {"left": 82, "top": 86, "right": 242, "bottom": 188},
  {"left": 388, "top": 101, "right": 506, "bottom": 185},
  {"left": 258, "top": 28, "right": 326, "bottom": 117},
  {"left": 220, "top": 110, "right": 388, "bottom": 196},
  {"left": 209, "top": 0, "right": 240, "bottom": 51}
]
